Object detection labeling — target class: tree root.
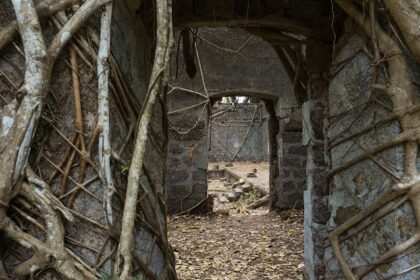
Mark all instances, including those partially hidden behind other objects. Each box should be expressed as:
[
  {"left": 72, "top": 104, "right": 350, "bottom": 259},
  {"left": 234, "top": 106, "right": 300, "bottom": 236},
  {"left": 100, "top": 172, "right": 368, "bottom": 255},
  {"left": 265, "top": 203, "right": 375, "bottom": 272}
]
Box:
[
  {"left": 114, "top": 0, "right": 173, "bottom": 278},
  {"left": 1, "top": 169, "right": 98, "bottom": 279},
  {"left": 0, "top": 0, "right": 77, "bottom": 51},
  {"left": 0, "top": 260, "right": 8, "bottom": 280},
  {"left": 329, "top": 1, "right": 420, "bottom": 279},
  {"left": 97, "top": 2, "right": 116, "bottom": 226}
]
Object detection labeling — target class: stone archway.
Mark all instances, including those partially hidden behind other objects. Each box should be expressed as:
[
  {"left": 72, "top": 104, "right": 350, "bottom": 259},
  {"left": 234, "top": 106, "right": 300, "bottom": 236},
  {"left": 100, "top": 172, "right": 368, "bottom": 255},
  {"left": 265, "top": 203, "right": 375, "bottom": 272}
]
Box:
[
  {"left": 167, "top": 4, "right": 333, "bottom": 276},
  {"left": 165, "top": 27, "right": 309, "bottom": 214}
]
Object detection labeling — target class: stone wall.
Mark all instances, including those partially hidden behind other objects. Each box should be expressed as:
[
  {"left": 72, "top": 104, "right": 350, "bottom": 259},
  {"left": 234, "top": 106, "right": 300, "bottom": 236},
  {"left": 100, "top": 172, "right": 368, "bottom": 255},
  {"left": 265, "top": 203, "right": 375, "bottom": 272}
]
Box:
[
  {"left": 302, "top": 42, "right": 332, "bottom": 279},
  {"left": 322, "top": 29, "right": 420, "bottom": 279},
  {"left": 166, "top": 91, "right": 210, "bottom": 213},
  {"left": 301, "top": 21, "right": 420, "bottom": 279},
  {"left": 208, "top": 103, "right": 269, "bottom": 162}
]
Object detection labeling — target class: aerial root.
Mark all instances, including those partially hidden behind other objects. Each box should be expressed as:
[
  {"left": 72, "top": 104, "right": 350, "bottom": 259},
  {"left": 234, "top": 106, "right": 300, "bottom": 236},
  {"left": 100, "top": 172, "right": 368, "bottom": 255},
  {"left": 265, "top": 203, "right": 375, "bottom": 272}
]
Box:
[
  {"left": 114, "top": 0, "right": 174, "bottom": 277},
  {"left": 358, "top": 232, "right": 420, "bottom": 278},
  {"left": 1, "top": 169, "right": 98, "bottom": 279},
  {"left": 327, "top": 1, "right": 420, "bottom": 279}
]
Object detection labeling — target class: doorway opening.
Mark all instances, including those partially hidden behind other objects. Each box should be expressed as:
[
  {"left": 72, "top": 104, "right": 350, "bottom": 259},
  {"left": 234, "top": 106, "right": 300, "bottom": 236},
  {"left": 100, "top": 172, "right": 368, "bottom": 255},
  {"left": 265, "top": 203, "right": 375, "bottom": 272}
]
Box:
[
  {"left": 207, "top": 96, "right": 270, "bottom": 214},
  {"left": 166, "top": 27, "right": 307, "bottom": 279}
]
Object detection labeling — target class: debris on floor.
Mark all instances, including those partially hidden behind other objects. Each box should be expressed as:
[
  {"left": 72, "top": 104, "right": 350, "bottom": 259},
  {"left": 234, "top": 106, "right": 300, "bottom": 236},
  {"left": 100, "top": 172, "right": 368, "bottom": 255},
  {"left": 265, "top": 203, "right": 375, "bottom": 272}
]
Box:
[
  {"left": 168, "top": 209, "right": 304, "bottom": 280},
  {"left": 207, "top": 161, "right": 270, "bottom": 214}
]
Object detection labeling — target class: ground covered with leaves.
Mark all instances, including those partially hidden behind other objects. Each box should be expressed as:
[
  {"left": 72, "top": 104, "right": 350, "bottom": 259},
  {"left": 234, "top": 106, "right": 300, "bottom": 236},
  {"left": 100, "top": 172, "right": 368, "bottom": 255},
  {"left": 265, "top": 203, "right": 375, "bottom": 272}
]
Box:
[{"left": 168, "top": 209, "right": 304, "bottom": 280}]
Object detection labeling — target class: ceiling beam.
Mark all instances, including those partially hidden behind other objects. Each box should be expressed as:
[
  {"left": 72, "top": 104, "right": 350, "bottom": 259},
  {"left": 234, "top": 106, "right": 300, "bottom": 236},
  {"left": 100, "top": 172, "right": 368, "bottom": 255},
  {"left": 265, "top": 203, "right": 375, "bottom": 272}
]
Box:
[{"left": 175, "top": 16, "right": 313, "bottom": 37}]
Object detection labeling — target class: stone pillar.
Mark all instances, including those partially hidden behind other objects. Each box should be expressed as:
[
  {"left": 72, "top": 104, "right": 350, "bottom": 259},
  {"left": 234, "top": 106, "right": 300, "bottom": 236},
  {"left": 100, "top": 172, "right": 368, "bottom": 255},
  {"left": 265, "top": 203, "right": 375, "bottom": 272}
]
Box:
[
  {"left": 166, "top": 92, "right": 211, "bottom": 214},
  {"left": 271, "top": 107, "right": 307, "bottom": 210},
  {"left": 303, "top": 44, "right": 331, "bottom": 279}
]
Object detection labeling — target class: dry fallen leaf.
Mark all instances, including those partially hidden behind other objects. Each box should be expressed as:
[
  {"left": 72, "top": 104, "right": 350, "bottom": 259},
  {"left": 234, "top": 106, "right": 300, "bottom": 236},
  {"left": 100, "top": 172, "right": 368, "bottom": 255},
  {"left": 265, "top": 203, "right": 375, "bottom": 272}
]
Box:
[{"left": 168, "top": 209, "right": 304, "bottom": 279}]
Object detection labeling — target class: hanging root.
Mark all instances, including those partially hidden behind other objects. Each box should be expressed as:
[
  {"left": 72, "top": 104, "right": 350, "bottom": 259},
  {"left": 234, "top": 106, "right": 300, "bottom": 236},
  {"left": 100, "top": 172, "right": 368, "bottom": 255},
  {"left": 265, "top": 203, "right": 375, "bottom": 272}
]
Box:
[
  {"left": 0, "top": 260, "right": 7, "bottom": 280},
  {"left": 1, "top": 168, "right": 98, "bottom": 279},
  {"left": 97, "top": 2, "right": 116, "bottom": 226},
  {"left": 114, "top": 0, "right": 174, "bottom": 278}
]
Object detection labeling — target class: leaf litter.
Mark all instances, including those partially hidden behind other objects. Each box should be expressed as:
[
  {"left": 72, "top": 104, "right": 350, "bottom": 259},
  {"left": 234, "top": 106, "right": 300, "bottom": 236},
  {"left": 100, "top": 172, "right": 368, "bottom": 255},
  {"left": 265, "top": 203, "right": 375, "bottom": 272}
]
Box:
[{"left": 168, "top": 208, "right": 304, "bottom": 280}]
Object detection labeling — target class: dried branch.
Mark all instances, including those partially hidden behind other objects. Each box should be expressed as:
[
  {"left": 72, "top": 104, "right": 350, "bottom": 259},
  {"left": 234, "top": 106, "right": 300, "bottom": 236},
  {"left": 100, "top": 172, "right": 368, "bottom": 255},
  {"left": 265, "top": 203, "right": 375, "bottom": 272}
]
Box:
[{"left": 96, "top": 2, "right": 116, "bottom": 226}]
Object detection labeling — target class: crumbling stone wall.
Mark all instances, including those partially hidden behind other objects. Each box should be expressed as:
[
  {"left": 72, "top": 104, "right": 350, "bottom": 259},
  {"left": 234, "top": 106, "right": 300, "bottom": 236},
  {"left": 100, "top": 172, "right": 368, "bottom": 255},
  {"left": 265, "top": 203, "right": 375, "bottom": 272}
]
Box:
[
  {"left": 208, "top": 103, "right": 270, "bottom": 162},
  {"left": 302, "top": 22, "right": 420, "bottom": 279},
  {"left": 0, "top": 1, "right": 171, "bottom": 276},
  {"left": 302, "top": 42, "right": 331, "bottom": 279}
]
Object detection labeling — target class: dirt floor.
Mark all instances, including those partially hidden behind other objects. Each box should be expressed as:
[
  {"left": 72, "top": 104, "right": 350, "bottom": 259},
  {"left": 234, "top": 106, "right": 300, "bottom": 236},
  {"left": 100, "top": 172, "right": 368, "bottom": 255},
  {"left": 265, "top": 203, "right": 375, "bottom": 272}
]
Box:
[{"left": 168, "top": 209, "right": 304, "bottom": 280}]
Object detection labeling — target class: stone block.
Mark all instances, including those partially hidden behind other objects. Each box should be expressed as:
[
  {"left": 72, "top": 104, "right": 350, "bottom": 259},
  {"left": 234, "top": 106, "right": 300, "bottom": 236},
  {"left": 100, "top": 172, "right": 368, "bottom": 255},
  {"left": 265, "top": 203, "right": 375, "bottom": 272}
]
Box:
[
  {"left": 312, "top": 204, "right": 330, "bottom": 224},
  {"left": 283, "top": 180, "right": 295, "bottom": 189},
  {"left": 218, "top": 195, "right": 229, "bottom": 204},
  {"left": 192, "top": 170, "right": 207, "bottom": 182},
  {"left": 168, "top": 143, "right": 184, "bottom": 154},
  {"left": 242, "top": 182, "right": 252, "bottom": 192},
  {"left": 283, "top": 157, "right": 305, "bottom": 168},
  {"left": 190, "top": 183, "right": 207, "bottom": 198}
]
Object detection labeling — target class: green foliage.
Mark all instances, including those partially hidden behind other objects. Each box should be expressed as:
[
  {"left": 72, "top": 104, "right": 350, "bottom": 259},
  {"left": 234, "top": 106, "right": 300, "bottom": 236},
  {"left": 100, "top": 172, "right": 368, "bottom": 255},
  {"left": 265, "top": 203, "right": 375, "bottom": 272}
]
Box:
[
  {"left": 234, "top": 189, "right": 262, "bottom": 208},
  {"left": 121, "top": 160, "right": 131, "bottom": 175}
]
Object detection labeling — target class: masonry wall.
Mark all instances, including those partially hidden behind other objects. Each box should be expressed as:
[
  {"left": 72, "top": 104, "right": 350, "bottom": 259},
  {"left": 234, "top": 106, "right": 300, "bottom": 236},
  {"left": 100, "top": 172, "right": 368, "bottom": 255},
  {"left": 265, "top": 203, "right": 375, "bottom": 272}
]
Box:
[
  {"left": 166, "top": 91, "right": 210, "bottom": 213},
  {"left": 208, "top": 103, "right": 269, "bottom": 162},
  {"left": 303, "top": 43, "right": 331, "bottom": 279},
  {"left": 0, "top": 1, "right": 172, "bottom": 276}
]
